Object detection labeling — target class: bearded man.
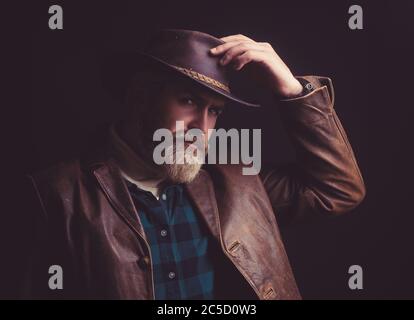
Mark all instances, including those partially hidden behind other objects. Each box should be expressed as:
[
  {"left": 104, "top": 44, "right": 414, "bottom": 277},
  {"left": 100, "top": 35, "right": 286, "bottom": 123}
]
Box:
[{"left": 24, "top": 29, "right": 365, "bottom": 300}]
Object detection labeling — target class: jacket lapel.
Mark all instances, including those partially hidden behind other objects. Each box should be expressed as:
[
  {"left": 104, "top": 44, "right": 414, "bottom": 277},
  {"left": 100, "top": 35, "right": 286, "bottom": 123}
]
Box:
[
  {"left": 185, "top": 169, "right": 221, "bottom": 242},
  {"left": 92, "top": 159, "right": 148, "bottom": 242}
]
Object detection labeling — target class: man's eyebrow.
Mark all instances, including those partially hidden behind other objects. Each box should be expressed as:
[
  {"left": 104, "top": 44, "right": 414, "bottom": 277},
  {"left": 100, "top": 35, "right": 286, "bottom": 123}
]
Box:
[
  {"left": 211, "top": 103, "right": 225, "bottom": 110},
  {"left": 185, "top": 87, "right": 226, "bottom": 108},
  {"left": 215, "top": 101, "right": 226, "bottom": 108}
]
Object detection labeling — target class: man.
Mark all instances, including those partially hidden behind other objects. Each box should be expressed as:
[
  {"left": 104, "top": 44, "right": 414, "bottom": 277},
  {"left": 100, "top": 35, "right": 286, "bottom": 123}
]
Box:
[{"left": 24, "top": 29, "right": 365, "bottom": 300}]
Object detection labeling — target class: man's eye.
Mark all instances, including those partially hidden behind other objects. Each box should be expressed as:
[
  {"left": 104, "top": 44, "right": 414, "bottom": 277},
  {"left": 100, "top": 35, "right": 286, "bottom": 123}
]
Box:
[
  {"left": 180, "top": 97, "right": 195, "bottom": 106},
  {"left": 209, "top": 107, "right": 223, "bottom": 116}
]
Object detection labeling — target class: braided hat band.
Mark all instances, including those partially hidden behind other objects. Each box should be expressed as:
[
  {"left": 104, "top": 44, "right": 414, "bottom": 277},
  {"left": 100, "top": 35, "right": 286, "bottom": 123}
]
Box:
[{"left": 172, "top": 66, "right": 231, "bottom": 93}]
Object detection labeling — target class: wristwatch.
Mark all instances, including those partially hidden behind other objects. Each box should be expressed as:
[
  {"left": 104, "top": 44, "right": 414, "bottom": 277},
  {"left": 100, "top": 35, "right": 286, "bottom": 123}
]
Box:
[{"left": 296, "top": 77, "right": 315, "bottom": 96}]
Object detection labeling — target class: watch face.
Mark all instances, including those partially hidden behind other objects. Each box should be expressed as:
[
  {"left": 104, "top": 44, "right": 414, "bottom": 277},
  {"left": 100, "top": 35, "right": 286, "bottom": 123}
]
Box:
[
  {"left": 305, "top": 82, "right": 314, "bottom": 92},
  {"left": 296, "top": 78, "right": 313, "bottom": 94}
]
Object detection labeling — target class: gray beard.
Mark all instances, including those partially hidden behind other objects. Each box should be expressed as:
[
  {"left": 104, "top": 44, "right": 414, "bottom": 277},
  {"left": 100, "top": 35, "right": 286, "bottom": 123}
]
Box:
[
  {"left": 136, "top": 131, "right": 204, "bottom": 184},
  {"left": 159, "top": 142, "right": 204, "bottom": 184},
  {"left": 163, "top": 161, "right": 202, "bottom": 184}
]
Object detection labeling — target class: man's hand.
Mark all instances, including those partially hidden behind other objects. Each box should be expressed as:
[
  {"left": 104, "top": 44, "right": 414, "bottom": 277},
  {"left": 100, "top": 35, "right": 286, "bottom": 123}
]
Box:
[{"left": 210, "top": 34, "right": 303, "bottom": 98}]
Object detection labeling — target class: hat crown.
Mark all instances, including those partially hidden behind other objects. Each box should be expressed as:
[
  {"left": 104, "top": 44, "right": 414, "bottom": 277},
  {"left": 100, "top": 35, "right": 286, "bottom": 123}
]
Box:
[
  {"left": 102, "top": 29, "right": 260, "bottom": 107},
  {"left": 143, "top": 29, "right": 230, "bottom": 87}
]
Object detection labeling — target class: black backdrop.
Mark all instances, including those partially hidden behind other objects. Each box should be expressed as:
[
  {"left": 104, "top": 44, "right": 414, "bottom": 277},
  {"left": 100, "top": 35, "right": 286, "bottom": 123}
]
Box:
[{"left": 2, "top": 0, "right": 414, "bottom": 299}]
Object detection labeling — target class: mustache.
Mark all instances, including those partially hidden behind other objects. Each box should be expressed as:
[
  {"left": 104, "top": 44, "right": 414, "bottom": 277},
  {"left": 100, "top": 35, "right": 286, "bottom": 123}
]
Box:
[
  {"left": 163, "top": 143, "right": 205, "bottom": 165},
  {"left": 172, "top": 131, "right": 207, "bottom": 150},
  {"left": 173, "top": 130, "right": 205, "bottom": 139}
]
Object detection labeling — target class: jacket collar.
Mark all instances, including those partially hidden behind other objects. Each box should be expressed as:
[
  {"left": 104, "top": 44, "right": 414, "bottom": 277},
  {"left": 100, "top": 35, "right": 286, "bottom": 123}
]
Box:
[
  {"left": 108, "top": 124, "right": 165, "bottom": 194},
  {"left": 82, "top": 135, "right": 148, "bottom": 241},
  {"left": 92, "top": 157, "right": 148, "bottom": 241}
]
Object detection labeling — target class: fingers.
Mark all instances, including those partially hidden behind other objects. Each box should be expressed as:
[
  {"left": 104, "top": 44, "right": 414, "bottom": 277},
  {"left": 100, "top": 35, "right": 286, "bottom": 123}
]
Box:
[
  {"left": 210, "top": 41, "right": 245, "bottom": 55},
  {"left": 210, "top": 34, "right": 256, "bottom": 56},
  {"left": 209, "top": 34, "right": 276, "bottom": 71},
  {"left": 210, "top": 37, "right": 258, "bottom": 55},
  {"left": 217, "top": 42, "right": 265, "bottom": 66},
  {"left": 211, "top": 40, "right": 272, "bottom": 53},
  {"left": 219, "top": 34, "right": 254, "bottom": 43},
  {"left": 233, "top": 51, "right": 266, "bottom": 71}
]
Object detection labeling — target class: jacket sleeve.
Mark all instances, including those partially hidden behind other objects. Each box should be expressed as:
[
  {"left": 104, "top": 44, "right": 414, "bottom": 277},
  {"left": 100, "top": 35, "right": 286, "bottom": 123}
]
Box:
[{"left": 259, "top": 76, "right": 366, "bottom": 226}]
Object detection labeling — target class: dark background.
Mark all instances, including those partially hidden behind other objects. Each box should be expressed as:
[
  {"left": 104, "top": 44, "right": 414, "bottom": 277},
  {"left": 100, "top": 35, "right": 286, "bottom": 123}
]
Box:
[{"left": 2, "top": 0, "right": 414, "bottom": 299}]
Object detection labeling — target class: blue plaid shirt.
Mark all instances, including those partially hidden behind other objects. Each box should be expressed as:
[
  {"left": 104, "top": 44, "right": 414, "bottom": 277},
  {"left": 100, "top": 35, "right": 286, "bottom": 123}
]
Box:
[{"left": 126, "top": 180, "right": 216, "bottom": 300}]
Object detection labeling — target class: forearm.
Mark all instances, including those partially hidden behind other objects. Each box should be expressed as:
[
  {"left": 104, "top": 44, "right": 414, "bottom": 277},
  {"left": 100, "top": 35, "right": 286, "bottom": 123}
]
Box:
[{"left": 261, "top": 76, "right": 366, "bottom": 221}]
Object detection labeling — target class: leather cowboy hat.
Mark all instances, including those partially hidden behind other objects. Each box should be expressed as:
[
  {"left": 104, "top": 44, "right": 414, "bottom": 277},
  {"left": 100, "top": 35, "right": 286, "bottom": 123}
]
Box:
[{"left": 102, "top": 29, "right": 260, "bottom": 107}]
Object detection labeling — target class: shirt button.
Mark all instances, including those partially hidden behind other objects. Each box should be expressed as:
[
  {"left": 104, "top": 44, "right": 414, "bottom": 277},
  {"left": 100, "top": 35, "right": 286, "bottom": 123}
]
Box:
[
  {"left": 168, "top": 272, "right": 176, "bottom": 279},
  {"left": 160, "top": 229, "right": 168, "bottom": 237},
  {"left": 161, "top": 193, "right": 167, "bottom": 201}
]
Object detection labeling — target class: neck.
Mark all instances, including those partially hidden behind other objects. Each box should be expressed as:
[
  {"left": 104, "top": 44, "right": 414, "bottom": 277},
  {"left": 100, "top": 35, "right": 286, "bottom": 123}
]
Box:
[{"left": 109, "top": 123, "right": 166, "bottom": 190}]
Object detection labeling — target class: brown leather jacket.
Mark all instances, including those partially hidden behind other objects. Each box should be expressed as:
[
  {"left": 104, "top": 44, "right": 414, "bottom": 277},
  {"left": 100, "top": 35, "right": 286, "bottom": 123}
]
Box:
[{"left": 23, "top": 76, "right": 365, "bottom": 300}]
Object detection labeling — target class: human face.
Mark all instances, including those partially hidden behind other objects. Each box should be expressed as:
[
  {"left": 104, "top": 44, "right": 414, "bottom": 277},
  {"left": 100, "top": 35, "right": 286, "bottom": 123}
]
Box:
[
  {"left": 122, "top": 78, "right": 227, "bottom": 183},
  {"left": 156, "top": 80, "right": 227, "bottom": 146},
  {"left": 153, "top": 81, "right": 226, "bottom": 183}
]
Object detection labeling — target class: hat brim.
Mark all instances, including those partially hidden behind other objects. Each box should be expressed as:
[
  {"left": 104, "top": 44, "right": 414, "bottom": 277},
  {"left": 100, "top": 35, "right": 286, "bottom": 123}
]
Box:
[{"left": 102, "top": 51, "right": 261, "bottom": 107}]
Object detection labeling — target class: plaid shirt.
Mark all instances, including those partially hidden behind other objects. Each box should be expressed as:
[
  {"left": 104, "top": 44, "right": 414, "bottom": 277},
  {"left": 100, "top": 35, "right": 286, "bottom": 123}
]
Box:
[{"left": 126, "top": 180, "right": 216, "bottom": 300}]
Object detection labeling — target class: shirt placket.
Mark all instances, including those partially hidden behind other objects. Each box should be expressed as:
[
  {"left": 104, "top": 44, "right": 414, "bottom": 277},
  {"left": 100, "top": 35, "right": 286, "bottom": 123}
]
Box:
[{"left": 156, "top": 186, "right": 181, "bottom": 299}]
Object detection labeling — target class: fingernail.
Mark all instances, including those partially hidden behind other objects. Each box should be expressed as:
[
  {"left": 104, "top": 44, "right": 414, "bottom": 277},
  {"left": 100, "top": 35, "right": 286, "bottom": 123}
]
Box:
[{"left": 210, "top": 47, "right": 216, "bottom": 53}]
